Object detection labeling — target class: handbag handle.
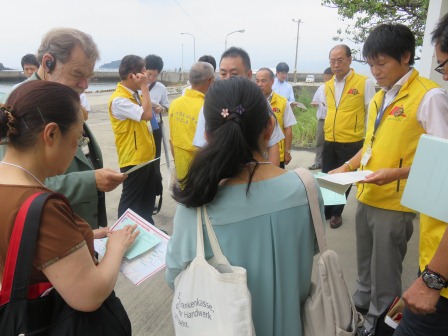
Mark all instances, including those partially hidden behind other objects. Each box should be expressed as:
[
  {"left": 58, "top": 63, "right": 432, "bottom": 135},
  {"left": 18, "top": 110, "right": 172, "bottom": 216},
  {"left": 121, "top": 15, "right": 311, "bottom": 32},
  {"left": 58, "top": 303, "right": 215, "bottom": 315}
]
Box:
[
  {"left": 293, "top": 168, "right": 328, "bottom": 253},
  {"left": 195, "top": 206, "right": 232, "bottom": 271},
  {"left": 0, "top": 192, "right": 71, "bottom": 305}
]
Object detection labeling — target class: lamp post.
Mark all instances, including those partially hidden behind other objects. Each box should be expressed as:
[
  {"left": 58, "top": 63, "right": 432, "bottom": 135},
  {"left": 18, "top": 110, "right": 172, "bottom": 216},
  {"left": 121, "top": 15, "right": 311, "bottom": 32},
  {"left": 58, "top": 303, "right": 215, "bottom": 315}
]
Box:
[
  {"left": 225, "top": 29, "right": 245, "bottom": 51},
  {"left": 292, "top": 19, "right": 302, "bottom": 82},
  {"left": 180, "top": 32, "right": 196, "bottom": 65}
]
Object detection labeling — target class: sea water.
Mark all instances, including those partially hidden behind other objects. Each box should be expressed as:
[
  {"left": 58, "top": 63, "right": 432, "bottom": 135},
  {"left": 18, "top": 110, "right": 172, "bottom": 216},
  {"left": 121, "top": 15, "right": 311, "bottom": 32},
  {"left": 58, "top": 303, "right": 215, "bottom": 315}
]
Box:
[{"left": 0, "top": 81, "right": 117, "bottom": 103}]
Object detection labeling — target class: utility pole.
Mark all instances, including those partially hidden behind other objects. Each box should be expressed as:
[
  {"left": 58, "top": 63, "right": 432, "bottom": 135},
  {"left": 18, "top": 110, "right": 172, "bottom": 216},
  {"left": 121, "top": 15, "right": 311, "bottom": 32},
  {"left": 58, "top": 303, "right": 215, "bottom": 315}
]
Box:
[{"left": 292, "top": 19, "right": 302, "bottom": 83}]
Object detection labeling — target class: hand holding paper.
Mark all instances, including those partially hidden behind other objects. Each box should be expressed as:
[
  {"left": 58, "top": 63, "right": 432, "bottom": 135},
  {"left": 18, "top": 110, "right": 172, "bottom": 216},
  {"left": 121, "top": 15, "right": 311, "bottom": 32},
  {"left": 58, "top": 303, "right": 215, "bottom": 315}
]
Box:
[
  {"left": 124, "top": 157, "right": 160, "bottom": 175},
  {"left": 316, "top": 171, "right": 372, "bottom": 194}
]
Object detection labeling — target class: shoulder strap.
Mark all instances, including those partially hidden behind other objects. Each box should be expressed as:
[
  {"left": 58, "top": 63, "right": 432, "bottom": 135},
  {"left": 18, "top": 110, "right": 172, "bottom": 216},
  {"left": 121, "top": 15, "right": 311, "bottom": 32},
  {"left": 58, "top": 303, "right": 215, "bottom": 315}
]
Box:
[
  {"left": 195, "top": 206, "right": 232, "bottom": 272},
  {"left": 148, "top": 81, "right": 157, "bottom": 92},
  {"left": 0, "top": 192, "right": 71, "bottom": 304},
  {"left": 293, "top": 168, "right": 328, "bottom": 253}
]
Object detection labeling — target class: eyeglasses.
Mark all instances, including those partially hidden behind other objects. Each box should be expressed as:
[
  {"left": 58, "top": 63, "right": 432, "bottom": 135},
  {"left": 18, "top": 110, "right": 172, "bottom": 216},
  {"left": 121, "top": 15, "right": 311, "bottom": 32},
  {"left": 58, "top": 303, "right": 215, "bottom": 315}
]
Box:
[
  {"left": 78, "top": 136, "right": 90, "bottom": 148},
  {"left": 434, "top": 58, "right": 448, "bottom": 75},
  {"left": 330, "top": 58, "right": 347, "bottom": 65},
  {"left": 60, "top": 126, "right": 90, "bottom": 148}
]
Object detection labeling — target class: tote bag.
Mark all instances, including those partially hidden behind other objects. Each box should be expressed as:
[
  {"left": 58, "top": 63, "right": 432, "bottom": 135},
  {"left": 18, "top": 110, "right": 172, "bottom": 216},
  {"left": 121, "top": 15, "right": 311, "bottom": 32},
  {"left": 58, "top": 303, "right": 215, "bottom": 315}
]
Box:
[
  {"left": 172, "top": 206, "right": 255, "bottom": 336},
  {"left": 0, "top": 192, "right": 131, "bottom": 336},
  {"left": 294, "top": 168, "right": 363, "bottom": 336}
]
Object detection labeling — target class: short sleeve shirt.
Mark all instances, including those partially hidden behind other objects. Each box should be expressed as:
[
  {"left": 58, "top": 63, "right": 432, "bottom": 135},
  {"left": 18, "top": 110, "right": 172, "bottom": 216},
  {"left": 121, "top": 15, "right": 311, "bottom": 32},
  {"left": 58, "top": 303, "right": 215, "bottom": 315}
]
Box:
[{"left": 0, "top": 185, "right": 95, "bottom": 284}]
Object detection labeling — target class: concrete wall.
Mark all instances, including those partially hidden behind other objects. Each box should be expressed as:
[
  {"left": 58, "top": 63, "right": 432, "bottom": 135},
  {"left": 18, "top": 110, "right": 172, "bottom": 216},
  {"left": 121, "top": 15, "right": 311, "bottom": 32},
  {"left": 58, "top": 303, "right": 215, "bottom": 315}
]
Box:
[{"left": 420, "top": 0, "right": 448, "bottom": 89}]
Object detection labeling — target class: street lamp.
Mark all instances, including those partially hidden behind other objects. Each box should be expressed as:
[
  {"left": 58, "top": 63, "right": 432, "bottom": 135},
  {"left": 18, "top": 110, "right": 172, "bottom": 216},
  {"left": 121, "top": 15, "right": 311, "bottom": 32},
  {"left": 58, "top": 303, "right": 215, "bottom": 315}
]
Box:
[
  {"left": 292, "top": 19, "right": 302, "bottom": 82},
  {"left": 180, "top": 32, "right": 196, "bottom": 64},
  {"left": 225, "top": 29, "right": 245, "bottom": 51}
]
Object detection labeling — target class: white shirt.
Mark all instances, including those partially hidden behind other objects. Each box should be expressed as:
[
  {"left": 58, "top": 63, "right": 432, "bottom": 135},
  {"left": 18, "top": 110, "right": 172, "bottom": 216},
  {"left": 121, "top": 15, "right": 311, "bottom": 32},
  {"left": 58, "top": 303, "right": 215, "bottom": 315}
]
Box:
[
  {"left": 110, "top": 85, "right": 144, "bottom": 122},
  {"left": 273, "top": 78, "right": 295, "bottom": 103},
  {"left": 283, "top": 102, "right": 297, "bottom": 128},
  {"left": 80, "top": 93, "right": 91, "bottom": 113},
  {"left": 375, "top": 68, "right": 448, "bottom": 137},
  {"left": 149, "top": 81, "right": 169, "bottom": 123},
  {"left": 334, "top": 70, "right": 376, "bottom": 108},
  {"left": 312, "top": 84, "right": 327, "bottom": 120},
  {"left": 192, "top": 107, "right": 285, "bottom": 148}
]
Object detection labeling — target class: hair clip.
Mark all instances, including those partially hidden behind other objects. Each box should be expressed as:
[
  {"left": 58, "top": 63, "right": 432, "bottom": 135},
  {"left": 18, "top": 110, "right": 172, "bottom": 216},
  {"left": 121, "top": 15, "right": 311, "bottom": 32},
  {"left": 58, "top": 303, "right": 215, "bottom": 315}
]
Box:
[
  {"left": 221, "top": 108, "right": 229, "bottom": 118},
  {"left": 235, "top": 104, "right": 245, "bottom": 115}
]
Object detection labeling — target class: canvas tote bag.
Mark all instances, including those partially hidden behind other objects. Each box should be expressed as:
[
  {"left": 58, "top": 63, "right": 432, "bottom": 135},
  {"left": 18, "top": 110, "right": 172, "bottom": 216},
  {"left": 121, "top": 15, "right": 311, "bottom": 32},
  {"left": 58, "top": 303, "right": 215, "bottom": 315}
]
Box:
[
  {"left": 294, "top": 168, "right": 363, "bottom": 336},
  {"left": 172, "top": 206, "right": 255, "bottom": 336}
]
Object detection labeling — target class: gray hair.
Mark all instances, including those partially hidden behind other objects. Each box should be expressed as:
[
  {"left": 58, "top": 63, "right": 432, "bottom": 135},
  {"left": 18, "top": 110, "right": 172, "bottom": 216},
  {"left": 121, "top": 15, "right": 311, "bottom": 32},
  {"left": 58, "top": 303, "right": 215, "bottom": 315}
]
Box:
[
  {"left": 189, "top": 62, "right": 214, "bottom": 86},
  {"left": 37, "top": 27, "right": 100, "bottom": 64}
]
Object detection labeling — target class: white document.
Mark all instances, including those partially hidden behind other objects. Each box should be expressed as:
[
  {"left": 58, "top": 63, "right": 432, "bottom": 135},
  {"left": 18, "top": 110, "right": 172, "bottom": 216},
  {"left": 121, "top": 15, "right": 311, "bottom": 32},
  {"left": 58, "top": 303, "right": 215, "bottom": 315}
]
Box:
[
  {"left": 94, "top": 209, "right": 170, "bottom": 285},
  {"left": 316, "top": 171, "right": 373, "bottom": 194},
  {"left": 124, "top": 157, "right": 160, "bottom": 175}
]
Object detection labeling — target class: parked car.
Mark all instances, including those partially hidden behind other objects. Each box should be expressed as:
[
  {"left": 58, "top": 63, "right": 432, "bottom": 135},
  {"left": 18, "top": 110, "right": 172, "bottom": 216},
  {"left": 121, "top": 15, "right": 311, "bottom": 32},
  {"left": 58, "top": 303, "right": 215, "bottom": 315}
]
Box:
[{"left": 305, "top": 75, "right": 315, "bottom": 83}]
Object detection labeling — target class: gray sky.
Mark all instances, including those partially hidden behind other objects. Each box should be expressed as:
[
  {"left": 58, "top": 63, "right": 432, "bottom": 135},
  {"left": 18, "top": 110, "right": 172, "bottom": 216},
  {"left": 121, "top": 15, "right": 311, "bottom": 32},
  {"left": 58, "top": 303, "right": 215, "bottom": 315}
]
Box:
[{"left": 1, "top": 0, "right": 372, "bottom": 76}]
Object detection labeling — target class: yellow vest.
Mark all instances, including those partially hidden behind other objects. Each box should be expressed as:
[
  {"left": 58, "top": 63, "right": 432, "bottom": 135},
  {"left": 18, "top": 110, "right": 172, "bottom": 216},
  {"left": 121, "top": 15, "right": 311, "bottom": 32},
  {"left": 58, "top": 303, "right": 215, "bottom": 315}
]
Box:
[
  {"left": 324, "top": 70, "right": 368, "bottom": 142},
  {"left": 169, "top": 88, "right": 204, "bottom": 180},
  {"left": 357, "top": 70, "right": 439, "bottom": 211},
  {"left": 108, "top": 83, "right": 155, "bottom": 168},
  {"left": 419, "top": 215, "right": 448, "bottom": 298},
  {"left": 270, "top": 92, "right": 288, "bottom": 161}
]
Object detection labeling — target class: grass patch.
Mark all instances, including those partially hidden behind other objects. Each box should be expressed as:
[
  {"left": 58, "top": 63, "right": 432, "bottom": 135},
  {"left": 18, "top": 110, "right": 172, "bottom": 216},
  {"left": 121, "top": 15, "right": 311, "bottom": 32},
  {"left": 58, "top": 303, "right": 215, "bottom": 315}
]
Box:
[{"left": 292, "top": 86, "right": 318, "bottom": 148}]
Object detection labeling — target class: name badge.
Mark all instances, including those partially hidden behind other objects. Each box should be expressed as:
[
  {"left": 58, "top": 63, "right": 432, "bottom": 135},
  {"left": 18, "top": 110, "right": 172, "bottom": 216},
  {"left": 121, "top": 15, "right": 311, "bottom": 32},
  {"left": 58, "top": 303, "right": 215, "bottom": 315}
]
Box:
[{"left": 361, "top": 145, "right": 372, "bottom": 166}]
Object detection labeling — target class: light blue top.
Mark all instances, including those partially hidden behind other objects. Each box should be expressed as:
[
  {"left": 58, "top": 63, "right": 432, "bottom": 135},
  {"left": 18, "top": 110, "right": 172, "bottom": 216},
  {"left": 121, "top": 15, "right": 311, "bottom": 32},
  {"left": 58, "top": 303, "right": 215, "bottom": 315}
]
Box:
[
  {"left": 273, "top": 78, "right": 296, "bottom": 103},
  {"left": 166, "top": 171, "right": 325, "bottom": 336}
]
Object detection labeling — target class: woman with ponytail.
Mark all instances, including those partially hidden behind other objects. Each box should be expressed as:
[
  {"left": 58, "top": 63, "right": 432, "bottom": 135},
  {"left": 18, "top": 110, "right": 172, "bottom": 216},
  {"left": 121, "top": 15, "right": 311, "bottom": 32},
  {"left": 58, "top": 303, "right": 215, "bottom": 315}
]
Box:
[{"left": 166, "top": 77, "right": 323, "bottom": 335}]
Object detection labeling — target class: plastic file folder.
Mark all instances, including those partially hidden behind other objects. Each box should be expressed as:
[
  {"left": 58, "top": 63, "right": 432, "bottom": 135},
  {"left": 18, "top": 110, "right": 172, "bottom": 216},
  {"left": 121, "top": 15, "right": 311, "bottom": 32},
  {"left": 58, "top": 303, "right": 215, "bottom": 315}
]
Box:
[{"left": 401, "top": 134, "right": 448, "bottom": 222}]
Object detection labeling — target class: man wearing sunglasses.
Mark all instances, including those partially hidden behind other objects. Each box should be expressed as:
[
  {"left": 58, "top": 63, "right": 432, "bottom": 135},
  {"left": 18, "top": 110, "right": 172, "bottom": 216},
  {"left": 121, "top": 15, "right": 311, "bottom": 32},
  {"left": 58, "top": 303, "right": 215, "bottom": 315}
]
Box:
[{"left": 394, "top": 14, "right": 448, "bottom": 336}]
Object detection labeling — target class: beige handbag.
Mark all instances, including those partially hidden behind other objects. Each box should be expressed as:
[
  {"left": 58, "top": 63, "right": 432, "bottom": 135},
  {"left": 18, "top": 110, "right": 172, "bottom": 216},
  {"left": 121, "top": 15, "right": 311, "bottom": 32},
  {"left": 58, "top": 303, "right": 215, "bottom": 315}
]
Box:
[{"left": 294, "top": 168, "right": 363, "bottom": 336}]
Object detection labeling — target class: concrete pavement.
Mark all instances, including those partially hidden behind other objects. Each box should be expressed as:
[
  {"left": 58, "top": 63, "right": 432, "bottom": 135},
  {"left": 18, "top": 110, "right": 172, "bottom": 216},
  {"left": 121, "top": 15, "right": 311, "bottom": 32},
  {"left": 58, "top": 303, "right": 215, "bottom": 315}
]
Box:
[{"left": 85, "top": 92, "right": 419, "bottom": 336}]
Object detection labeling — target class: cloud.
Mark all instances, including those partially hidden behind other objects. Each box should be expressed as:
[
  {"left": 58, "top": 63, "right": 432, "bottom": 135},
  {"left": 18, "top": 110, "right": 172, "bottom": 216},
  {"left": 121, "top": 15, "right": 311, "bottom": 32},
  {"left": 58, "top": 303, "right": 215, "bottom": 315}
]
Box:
[{"left": 1, "top": 0, "right": 373, "bottom": 76}]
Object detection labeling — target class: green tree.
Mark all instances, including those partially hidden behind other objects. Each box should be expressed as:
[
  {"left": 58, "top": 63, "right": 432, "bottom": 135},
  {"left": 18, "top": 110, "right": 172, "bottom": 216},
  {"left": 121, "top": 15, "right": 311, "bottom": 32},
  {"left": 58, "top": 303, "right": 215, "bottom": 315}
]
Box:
[{"left": 323, "top": 0, "right": 429, "bottom": 57}]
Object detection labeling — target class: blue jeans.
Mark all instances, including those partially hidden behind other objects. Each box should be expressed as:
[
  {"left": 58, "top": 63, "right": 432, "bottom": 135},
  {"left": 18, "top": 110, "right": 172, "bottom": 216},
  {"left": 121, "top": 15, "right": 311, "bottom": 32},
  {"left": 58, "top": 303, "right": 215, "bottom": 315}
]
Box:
[{"left": 393, "top": 296, "right": 448, "bottom": 336}]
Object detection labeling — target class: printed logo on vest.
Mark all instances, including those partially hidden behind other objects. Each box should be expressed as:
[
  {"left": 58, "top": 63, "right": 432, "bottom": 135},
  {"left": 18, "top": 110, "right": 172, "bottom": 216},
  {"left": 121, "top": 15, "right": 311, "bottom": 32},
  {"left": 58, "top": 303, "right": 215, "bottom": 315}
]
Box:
[
  {"left": 272, "top": 107, "right": 281, "bottom": 113},
  {"left": 389, "top": 106, "right": 406, "bottom": 118},
  {"left": 347, "top": 88, "right": 359, "bottom": 95}
]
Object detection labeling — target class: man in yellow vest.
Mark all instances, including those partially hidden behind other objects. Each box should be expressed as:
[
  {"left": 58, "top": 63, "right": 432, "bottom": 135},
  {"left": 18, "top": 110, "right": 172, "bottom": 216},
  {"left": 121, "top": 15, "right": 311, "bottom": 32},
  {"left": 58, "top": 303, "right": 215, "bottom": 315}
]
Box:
[
  {"left": 108, "top": 55, "right": 157, "bottom": 224},
  {"left": 256, "top": 67, "right": 297, "bottom": 168},
  {"left": 169, "top": 62, "right": 214, "bottom": 181},
  {"left": 192, "top": 47, "right": 284, "bottom": 166},
  {"left": 331, "top": 24, "right": 448, "bottom": 336},
  {"left": 394, "top": 15, "right": 448, "bottom": 336},
  {"left": 323, "top": 44, "right": 376, "bottom": 229}
]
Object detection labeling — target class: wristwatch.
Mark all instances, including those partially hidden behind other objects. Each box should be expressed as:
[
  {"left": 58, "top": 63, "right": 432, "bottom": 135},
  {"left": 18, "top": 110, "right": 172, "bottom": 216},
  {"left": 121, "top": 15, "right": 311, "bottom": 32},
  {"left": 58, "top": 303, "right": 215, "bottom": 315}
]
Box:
[
  {"left": 421, "top": 265, "right": 448, "bottom": 290},
  {"left": 344, "top": 161, "right": 354, "bottom": 171}
]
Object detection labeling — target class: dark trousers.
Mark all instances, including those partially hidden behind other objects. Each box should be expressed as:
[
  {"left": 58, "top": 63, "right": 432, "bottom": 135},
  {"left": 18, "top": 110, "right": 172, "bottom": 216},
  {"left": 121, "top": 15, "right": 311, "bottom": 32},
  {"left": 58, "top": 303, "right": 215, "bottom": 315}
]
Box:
[
  {"left": 322, "top": 140, "right": 363, "bottom": 218},
  {"left": 393, "top": 296, "right": 448, "bottom": 336},
  {"left": 119, "top": 163, "right": 157, "bottom": 224},
  {"left": 153, "top": 126, "right": 162, "bottom": 172}
]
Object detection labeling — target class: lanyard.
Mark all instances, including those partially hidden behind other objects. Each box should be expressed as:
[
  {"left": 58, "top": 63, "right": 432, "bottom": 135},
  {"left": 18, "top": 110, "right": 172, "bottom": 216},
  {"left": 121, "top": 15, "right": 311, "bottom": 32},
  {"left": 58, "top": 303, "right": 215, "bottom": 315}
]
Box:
[{"left": 372, "top": 90, "right": 399, "bottom": 143}]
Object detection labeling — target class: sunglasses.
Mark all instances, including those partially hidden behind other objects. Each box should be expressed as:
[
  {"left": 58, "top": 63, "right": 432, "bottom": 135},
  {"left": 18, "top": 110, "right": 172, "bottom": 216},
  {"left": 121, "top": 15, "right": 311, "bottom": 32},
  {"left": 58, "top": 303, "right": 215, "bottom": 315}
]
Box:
[{"left": 434, "top": 58, "right": 448, "bottom": 75}]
